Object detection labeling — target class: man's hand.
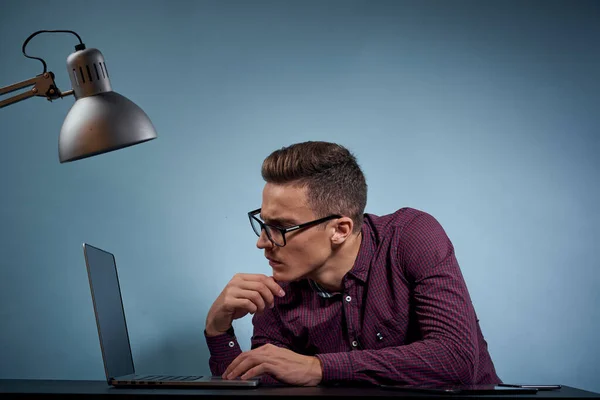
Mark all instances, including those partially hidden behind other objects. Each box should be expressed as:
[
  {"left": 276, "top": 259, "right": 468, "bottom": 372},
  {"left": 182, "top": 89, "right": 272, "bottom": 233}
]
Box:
[
  {"left": 223, "top": 344, "right": 323, "bottom": 386},
  {"left": 205, "top": 274, "right": 285, "bottom": 337}
]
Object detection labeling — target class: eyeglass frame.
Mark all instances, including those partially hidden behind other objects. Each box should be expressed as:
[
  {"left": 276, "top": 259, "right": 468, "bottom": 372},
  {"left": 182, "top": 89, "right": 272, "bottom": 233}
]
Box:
[{"left": 248, "top": 208, "right": 342, "bottom": 247}]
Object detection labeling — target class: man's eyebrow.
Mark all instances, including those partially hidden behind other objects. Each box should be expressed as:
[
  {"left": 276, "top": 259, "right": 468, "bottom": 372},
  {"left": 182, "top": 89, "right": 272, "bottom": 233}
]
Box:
[{"left": 261, "top": 214, "right": 296, "bottom": 226}]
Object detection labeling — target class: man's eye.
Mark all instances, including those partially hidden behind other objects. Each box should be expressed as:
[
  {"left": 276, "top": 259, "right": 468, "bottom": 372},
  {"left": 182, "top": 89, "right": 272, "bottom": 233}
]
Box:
[
  {"left": 270, "top": 222, "right": 291, "bottom": 229},
  {"left": 280, "top": 223, "right": 296, "bottom": 229}
]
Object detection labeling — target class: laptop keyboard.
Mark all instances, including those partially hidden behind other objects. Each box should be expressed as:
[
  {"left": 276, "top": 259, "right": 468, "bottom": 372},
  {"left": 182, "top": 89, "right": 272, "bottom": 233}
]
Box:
[{"left": 135, "top": 375, "right": 203, "bottom": 382}]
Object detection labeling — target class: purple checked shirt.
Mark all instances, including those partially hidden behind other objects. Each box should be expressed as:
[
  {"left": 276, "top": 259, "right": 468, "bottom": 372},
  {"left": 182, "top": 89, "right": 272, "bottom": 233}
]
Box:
[{"left": 205, "top": 208, "right": 501, "bottom": 385}]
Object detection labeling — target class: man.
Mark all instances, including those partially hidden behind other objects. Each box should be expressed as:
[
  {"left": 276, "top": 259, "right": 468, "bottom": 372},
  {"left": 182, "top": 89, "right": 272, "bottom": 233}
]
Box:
[{"left": 204, "top": 141, "right": 500, "bottom": 386}]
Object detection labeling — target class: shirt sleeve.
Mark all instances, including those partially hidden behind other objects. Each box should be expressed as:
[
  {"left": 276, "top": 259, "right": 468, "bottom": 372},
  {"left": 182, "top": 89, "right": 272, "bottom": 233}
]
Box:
[
  {"left": 250, "top": 306, "right": 293, "bottom": 350},
  {"left": 205, "top": 329, "right": 243, "bottom": 376},
  {"left": 316, "top": 212, "right": 481, "bottom": 385},
  {"left": 205, "top": 307, "right": 293, "bottom": 383},
  {"left": 249, "top": 307, "right": 296, "bottom": 384}
]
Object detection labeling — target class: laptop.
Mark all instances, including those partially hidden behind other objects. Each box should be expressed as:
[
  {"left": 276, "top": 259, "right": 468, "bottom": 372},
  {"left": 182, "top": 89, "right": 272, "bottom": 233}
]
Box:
[{"left": 82, "top": 243, "right": 259, "bottom": 388}]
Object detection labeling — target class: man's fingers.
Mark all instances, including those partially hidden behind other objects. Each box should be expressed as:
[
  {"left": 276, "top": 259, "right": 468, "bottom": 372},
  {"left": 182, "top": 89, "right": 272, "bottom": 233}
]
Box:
[
  {"left": 236, "top": 281, "right": 276, "bottom": 308},
  {"left": 241, "top": 364, "right": 268, "bottom": 380},
  {"left": 226, "top": 287, "right": 267, "bottom": 313},
  {"left": 224, "top": 353, "right": 268, "bottom": 380},
  {"left": 226, "top": 358, "right": 262, "bottom": 380},
  {"left": 223, "top": 353, "right": 246, "bottom": 378},
  {"left": 223, "top": 353, "right": 259, "bottom": 379},
  {"left": 262, "top": 275, "right": 286, "bottom": 297},
  {"left": 237, "top": 289, "right": 267, "bottom": 313},
  {"left": 234, "top": 274, "right": 285, "bottom": 298},
  {"left": 228, "top": 298, "right": 258, "bottom": 315}
]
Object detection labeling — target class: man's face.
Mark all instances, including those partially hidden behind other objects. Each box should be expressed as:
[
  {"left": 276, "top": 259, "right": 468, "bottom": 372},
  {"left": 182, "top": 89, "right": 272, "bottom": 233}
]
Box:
[{"left": 257, "top": 182, "right": 335, "bottom": 282}]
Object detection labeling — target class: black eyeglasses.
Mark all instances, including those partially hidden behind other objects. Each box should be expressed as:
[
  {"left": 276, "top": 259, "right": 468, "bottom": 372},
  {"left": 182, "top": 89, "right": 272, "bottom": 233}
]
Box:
[{"left": 248, "top": 208, "right": 342, "bottom": 247}]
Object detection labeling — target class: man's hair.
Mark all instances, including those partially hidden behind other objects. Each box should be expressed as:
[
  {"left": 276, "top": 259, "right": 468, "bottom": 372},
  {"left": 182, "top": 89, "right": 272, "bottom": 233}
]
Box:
[{"left": 261, "top": 141, "right": 367, "bottom": 233}]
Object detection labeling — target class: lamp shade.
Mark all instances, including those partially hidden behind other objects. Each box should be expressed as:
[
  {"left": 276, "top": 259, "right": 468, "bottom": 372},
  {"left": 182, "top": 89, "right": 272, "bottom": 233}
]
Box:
[
  {"left": 58, "top": 46, "right": 157, "bottom": 163},
  {"left": 58, "top": 91, "right": 157, "bottom": 163}
]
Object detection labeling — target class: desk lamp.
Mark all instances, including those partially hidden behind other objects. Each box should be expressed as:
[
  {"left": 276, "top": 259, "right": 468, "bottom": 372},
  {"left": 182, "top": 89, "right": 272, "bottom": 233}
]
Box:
[{"left": 0, "top": 30, "right": 157, "bottom": 163}]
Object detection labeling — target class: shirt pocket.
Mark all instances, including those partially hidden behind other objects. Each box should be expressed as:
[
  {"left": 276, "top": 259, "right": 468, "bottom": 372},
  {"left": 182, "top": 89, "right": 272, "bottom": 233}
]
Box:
[{"left": 361, "top": 317, "right": 407, "bottom": 350}]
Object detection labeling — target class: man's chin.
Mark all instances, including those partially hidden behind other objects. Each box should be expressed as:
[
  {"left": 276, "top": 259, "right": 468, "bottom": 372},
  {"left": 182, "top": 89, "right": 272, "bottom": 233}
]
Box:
[
  {"left": 271, "top": 270, "right": 291, "bottom": 282},
  {"left": 271, "top": 269, "right": 306, "bottom": 283}
]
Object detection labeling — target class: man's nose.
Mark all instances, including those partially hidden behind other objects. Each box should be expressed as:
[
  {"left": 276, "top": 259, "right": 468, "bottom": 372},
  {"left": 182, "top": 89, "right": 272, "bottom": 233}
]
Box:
[{"left": 256, "top": 229, "right": 273, "bottom": 249}]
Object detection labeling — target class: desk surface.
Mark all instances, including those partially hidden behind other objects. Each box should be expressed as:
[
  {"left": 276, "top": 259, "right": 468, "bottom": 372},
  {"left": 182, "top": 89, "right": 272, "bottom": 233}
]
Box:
[{"left": 0, "top": 380, "right": 599, "bottom": 398}]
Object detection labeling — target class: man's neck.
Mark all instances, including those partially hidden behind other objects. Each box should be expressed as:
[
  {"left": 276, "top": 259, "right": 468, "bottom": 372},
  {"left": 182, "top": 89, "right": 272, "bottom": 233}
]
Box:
[{"left": 310, "top": 231, "right": 363, "bottom": 293}]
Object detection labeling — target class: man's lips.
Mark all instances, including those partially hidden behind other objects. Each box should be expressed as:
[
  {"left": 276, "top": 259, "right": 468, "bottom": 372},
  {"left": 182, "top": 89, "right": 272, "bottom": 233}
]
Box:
[{"left": 266, "top": 256, "right": 283, "bottom": 266}]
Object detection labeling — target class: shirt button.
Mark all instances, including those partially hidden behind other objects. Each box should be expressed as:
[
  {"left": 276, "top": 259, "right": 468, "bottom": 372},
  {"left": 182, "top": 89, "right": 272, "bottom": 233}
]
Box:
[
  {"left": 228, "top": 341, "right": 235, "bottom": 348},
  {"left": 351, "top": 340, "right": 358, "bottom": 347},
  {"left": 345, "top": 295, "right": 352, "bottom": 302}
]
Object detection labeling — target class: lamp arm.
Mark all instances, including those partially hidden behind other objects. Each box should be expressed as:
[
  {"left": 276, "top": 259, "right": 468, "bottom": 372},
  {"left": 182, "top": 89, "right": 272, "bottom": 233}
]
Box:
[{"left": 0, "top": 72, "right": 73, "bottom": 109}]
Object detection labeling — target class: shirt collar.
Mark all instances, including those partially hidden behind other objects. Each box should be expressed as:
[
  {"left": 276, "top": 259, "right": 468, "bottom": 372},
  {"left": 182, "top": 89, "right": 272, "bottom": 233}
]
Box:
[
  {"left": 308, "top": 279, "right": 336, "bottom": 298},
  {"left": 346, "top": 221, "right": 373, "bottom": 283}
]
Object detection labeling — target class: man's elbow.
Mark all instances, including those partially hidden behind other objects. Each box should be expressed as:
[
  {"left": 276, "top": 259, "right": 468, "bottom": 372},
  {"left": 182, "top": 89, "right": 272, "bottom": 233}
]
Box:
[
  {"left": 458, "top": 361, "right": 477, "bottom": 385},
  {"left": 453, "top": 345, "right": 478, "bottom": 385}
]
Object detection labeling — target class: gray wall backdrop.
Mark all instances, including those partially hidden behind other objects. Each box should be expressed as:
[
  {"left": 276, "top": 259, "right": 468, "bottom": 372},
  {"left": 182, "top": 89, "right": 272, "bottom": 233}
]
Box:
[{"left": 1, "top": 0, "right": 598, "bottom": 392}]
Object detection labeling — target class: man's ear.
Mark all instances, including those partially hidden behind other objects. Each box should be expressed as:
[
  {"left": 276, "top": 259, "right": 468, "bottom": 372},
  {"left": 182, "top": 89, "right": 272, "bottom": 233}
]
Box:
[{"left": 331, "top": 217, "right": 354, "bottom": 244}]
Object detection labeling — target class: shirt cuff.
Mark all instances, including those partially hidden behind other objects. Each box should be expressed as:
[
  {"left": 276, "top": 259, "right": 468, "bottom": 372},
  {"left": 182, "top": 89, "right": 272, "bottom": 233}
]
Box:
[
  {"left": 204, "top": 329, "right": 241, "bottom": 362},
  {"left": 316, "top": 352, "right": 354, "bottom": 383}
]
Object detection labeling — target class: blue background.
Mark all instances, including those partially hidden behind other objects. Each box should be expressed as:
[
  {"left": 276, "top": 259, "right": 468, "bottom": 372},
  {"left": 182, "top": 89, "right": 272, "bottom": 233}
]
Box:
[{"left": 1, "top": 0, "right": 598, "bottom": 392}]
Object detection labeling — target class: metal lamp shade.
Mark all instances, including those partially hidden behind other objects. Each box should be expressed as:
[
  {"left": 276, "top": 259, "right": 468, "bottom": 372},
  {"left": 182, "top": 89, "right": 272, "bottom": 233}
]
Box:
[{"left": 58, "top": 91, "right": 157, "bottom": 163}]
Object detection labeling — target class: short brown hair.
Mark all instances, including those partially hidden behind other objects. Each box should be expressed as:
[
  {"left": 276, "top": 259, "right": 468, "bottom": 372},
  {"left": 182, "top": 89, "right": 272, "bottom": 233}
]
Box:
[{"left": 261, "top": 141, "right": 367, "bottom": 233}]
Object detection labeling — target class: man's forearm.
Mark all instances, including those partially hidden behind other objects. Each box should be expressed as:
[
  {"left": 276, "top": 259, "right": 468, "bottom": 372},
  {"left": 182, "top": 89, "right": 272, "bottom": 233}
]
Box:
[{"left": 316, "top": 338, "right": 479, "bottom": 385}]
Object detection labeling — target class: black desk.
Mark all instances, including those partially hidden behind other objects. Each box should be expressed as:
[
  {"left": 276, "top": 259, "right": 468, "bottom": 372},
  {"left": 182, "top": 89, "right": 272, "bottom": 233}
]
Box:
[{"left": 0, "top": 380, "right": 598, "bottom": 399}]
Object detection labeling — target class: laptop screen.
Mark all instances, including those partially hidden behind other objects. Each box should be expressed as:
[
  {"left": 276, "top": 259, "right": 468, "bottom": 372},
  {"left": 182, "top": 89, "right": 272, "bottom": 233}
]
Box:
[{"left": 84, "top": 243, "right": 135, "bottom": 380}]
